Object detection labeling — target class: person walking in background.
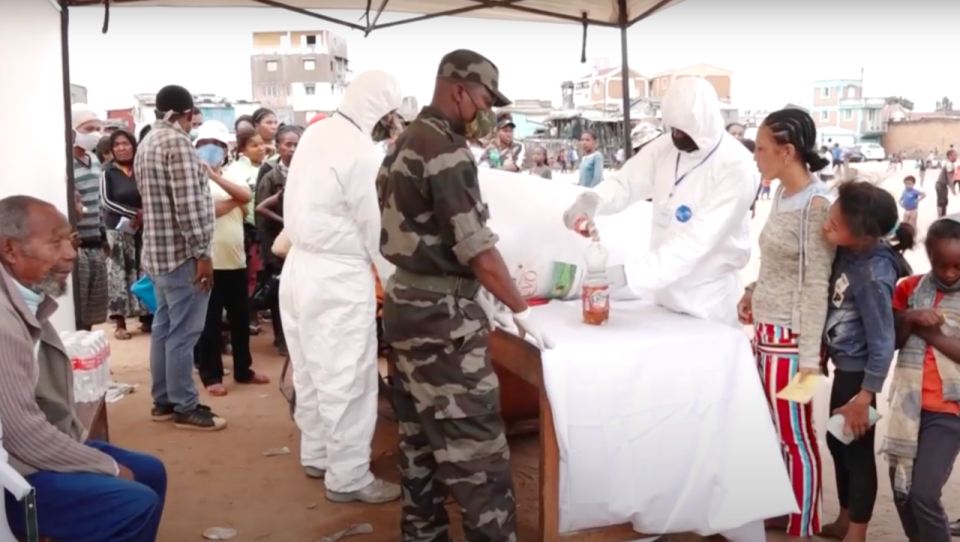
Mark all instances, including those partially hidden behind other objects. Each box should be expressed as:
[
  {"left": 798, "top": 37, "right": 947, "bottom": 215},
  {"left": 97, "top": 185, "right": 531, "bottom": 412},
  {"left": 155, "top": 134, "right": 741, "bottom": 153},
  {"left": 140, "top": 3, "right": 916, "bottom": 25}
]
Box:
[
  {"left": 135, "top": 85, "right": 224, "bottom": 432},
  {"left": 70, "top": 104, "right": 109, "bottom": 331},
  {"left": 832, "top": 142, "right": 844, "bottom": 175},
  {"left": 738, "top": 109, "right": 835, "bottom": 538},
  {"left": 100, "top": 129, "right": 150, "bottom": 340},
  {"left": 578, "top": 130, "right": 604, "bottom": 188},
  {"left": 935, "top": 149, "right": 956, "bottom": 217},
  {"left": 557, "top": 148, "right": 567, "bottom": 173},
  {"left": 820, "top": 182, "right": 914, "bottom": 542},
  {"left": 193, "top": 121, "right": 269, "bottom": 397},
  {"left": 900, "top": 175, "right": 925, "bottom": 231},
  {"left": 919, "top": 154, "right": 928, "bottom": 187}
]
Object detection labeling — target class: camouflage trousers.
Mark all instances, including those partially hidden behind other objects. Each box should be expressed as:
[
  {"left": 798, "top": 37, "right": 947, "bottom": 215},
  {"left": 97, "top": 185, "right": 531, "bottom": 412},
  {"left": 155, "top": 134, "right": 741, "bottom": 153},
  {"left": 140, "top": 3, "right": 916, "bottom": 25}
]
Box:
[{"left": 383, "top": 280, "right": 518, "bottom": 542}]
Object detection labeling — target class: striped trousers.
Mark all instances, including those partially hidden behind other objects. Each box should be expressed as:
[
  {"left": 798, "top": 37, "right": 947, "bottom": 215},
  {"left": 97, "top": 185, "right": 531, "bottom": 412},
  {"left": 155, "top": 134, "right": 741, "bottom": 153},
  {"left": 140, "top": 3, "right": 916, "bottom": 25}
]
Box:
[{"left": 754, "top": 323, "right": 822, "bottom": 537}]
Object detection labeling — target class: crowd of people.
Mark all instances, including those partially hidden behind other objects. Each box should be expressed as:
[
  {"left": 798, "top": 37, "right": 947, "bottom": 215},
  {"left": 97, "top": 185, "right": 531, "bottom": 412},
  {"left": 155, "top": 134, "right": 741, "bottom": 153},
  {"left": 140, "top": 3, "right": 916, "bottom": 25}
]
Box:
[{"left": 4, "top": 44, "right": 960, "bottom": 542}]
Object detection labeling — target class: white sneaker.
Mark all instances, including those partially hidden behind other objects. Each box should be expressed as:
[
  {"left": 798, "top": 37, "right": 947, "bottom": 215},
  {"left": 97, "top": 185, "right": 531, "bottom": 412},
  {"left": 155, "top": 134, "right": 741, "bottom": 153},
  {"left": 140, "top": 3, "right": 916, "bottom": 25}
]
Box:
[{"left": 326, "top": 478, "right": 400, "bottom": 504}]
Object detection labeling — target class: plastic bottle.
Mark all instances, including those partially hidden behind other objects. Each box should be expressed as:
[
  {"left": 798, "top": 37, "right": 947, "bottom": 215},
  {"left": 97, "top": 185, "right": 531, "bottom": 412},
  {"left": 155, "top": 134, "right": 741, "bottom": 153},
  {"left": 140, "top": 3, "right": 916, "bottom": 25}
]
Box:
[
  {"left": 62, "top": 330, "right": 110, "bottom": 403},
  {"left": 581, "top": 240, "right": 611, "bottom": 325},
  {"left": 489, "top": 148, "right": 501, "bottom": 168}
]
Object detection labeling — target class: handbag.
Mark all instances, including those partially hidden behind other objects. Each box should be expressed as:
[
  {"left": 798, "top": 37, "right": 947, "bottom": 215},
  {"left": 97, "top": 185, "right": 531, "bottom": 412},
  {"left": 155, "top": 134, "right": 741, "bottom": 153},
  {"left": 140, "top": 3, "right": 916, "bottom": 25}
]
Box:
[{"left": 130, "top": 275, "right": 157, "bottom": 314}]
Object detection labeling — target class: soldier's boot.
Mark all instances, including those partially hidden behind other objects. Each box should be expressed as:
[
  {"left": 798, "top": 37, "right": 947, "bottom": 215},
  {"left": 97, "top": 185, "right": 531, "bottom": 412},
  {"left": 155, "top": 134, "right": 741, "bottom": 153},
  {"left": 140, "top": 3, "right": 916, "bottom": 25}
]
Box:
[
  {"left": 304, "top": 466, "right": 325, "bottom": 479},
  {"left": 326, "top": 478, "right": 401, "bottom": 504}
]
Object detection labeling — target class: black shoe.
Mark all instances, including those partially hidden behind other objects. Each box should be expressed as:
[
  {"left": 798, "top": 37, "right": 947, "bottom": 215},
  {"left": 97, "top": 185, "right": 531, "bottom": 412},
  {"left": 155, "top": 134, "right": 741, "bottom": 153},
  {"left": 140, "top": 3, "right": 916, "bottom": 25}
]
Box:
[
  {"left": 174, "top": 406, "right": 227, "bottom": 431},
  {"left": 151, "top": 404, "right": 175, "bottom": 422}
]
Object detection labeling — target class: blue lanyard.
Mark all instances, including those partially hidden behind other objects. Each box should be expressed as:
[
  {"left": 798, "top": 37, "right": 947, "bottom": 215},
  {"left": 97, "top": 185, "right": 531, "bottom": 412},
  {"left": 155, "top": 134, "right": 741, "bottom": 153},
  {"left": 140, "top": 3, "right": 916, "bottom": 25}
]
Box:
[{"left": 671, "top": 139, "right": 722, "bottom": 196}]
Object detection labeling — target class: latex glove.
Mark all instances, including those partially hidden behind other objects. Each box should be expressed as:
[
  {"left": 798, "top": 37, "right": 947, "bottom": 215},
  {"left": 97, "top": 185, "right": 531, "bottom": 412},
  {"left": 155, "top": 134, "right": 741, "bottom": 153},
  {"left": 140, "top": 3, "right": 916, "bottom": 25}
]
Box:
[
  {"left": 585, "top": 265, "right": 628, "bottom": 293},
  {"left": 475, "top": 289, "right": 512, "bottom": 330},
  {"left": 512, "top": 307, "right": 555, "bottom": 349},
  {"left": 562, "top": 192, "right": 600, "bottom": 238}
]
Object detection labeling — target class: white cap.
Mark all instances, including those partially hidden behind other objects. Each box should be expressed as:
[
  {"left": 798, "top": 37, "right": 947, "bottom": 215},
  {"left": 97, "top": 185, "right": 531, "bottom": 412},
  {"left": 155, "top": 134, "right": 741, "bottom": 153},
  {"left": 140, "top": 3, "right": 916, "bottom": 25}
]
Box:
[
  {"left": 71, "top": 103, "right": 101, "bottom": 131},
  {"left": 195, "top": 120, "right": 230, "bottom": 146},
  {"left": 631, "top": 122, "right": 662, "bottom": 150}
]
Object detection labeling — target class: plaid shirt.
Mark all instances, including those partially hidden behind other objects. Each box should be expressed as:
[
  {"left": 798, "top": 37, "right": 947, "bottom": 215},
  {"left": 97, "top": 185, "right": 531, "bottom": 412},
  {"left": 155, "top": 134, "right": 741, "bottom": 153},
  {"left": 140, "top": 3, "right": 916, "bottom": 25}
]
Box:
[{"left": 134, "top": 120, "right": 214, "bottom": 275}]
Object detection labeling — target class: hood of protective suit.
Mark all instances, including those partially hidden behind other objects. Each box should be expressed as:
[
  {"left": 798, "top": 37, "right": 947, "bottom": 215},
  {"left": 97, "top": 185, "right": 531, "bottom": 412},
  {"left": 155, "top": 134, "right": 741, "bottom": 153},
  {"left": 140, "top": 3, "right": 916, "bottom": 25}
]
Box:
[
  {"left": 661, "top": 78, "right": 725, "bottom": 155},
  {"left": 337, "top": 70, "right": 403, "bottom": 136}
]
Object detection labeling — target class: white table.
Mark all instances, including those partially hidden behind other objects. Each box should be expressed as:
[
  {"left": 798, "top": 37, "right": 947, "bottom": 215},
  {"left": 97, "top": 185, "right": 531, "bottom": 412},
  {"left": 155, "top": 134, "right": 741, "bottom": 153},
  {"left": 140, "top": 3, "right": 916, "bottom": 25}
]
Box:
[{"left": 491, "top": 300, "right": 797, "bottom": 542}]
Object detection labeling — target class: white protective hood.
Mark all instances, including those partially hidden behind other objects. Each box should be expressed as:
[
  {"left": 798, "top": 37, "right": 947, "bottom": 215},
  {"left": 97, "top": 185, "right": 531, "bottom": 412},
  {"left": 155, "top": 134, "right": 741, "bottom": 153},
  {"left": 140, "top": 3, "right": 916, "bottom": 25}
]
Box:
[
  {"left": 593, "top": 77, "right": 759, "bottom": 326},
  {"left": 283, "top": 69, "right": 403, "bottom": 259}
]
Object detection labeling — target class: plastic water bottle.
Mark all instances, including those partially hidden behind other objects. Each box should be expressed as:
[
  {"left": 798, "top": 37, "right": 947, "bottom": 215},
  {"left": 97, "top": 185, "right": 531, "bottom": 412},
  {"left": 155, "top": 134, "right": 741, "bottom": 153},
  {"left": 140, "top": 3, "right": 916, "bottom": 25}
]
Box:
[
  {"left": 61, "top": 330, "right": 110, "bottom": 403},
  {"left": 581, "top": 240, "right": 610, "bottom": 326}
]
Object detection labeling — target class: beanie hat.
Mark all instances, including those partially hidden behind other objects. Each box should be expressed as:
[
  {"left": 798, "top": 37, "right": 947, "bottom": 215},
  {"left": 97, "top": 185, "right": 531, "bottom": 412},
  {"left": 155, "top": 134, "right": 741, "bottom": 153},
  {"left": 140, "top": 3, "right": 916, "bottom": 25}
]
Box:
[
  {"left": 71, "top": 103, "right": 100, "bottom": 131},
  {"left": 155, "top": 85, "right": 195, "bottom": 117}
]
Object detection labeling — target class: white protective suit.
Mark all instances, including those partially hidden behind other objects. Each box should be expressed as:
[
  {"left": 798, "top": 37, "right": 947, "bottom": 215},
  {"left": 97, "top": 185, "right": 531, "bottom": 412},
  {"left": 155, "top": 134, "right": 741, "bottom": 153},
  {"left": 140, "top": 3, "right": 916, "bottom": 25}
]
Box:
[
  {"left": 279, "top": 70, "right": 402, "bottom": 492},
  {"left": 594, "top": 77, "right": 759, "bottom": 326}
]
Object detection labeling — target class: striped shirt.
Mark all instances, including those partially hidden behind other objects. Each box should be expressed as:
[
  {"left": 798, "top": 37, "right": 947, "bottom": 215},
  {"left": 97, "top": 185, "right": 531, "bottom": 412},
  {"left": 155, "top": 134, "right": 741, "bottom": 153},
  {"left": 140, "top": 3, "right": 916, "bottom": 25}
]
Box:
[
  {"left": 72, "top": 152, "right": 103, "bottom": 243},
  {"left": 134, "top": 120, "right": 214, "bottom": 275}
]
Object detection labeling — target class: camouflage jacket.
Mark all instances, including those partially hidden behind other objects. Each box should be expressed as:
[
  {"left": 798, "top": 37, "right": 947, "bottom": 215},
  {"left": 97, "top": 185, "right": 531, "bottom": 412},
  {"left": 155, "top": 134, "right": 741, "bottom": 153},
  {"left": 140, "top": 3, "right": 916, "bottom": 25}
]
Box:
[
  {"left": 478, "top": 140, "right": 524, "bottom": 171},
  {"left": 377, "top": 106, "right": 499, "bottom": 277}
]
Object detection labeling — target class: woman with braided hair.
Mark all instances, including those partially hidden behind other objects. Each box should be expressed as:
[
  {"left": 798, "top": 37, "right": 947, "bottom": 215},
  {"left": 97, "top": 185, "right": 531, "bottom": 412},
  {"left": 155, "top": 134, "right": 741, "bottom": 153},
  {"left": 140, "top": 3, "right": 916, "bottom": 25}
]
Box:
[{"left": 738, "top": 107, "right": 835, "bottom": 539}]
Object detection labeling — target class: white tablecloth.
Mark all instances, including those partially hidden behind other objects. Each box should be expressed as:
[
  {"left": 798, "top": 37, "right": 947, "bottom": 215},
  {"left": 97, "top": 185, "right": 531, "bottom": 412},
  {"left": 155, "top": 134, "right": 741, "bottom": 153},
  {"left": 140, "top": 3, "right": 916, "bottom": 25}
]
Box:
[{"left": 534, "top": 300, "right": 798, "bottom": 539}]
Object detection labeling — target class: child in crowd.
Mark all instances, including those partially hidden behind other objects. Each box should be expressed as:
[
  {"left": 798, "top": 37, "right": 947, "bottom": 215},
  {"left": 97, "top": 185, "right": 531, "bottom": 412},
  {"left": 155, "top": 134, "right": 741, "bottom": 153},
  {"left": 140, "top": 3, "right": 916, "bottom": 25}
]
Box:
[
  {"left": 760, "top": 178, "right": 773, "bottom": 199},
  {"left": 820, "top": 181, "right": 915, "bottom": 542},
  {"left": 886, "top": 214, "right": 960, "bottom": 542},
  {"left": 899, "top": 175, "right": 925, "bottom": 231},
  {"left": 530, "top": 147, "right": 552, "bottom": 179}
]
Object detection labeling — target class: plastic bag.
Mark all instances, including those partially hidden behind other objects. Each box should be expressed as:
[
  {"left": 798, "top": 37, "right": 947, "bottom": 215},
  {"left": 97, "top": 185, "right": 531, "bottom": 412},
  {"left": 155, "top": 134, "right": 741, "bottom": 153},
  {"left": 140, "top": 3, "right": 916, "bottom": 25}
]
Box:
[{"left": 130, "top": 275, "right": 157, "bottom": 313}]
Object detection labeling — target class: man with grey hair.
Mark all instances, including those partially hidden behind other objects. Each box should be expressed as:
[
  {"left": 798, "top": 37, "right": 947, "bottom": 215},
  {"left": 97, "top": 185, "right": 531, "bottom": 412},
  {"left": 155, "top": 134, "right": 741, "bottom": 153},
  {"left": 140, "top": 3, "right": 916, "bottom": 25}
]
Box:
[{"left": 0, "top": 195, "right": 167, "bottom": 541}]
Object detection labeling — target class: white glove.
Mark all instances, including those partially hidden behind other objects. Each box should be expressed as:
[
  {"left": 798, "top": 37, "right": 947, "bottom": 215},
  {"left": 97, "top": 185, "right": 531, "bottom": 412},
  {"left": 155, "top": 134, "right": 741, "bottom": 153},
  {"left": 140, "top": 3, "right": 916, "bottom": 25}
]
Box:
[
  {"left": 512, "top": 308, "right": 555, "bottom": 349},
  {"left": 475, "top": 289, "right": 512, "bottom": 330},
  {"left": 562, "top": 192, "right": 600, "bottom": 237}
]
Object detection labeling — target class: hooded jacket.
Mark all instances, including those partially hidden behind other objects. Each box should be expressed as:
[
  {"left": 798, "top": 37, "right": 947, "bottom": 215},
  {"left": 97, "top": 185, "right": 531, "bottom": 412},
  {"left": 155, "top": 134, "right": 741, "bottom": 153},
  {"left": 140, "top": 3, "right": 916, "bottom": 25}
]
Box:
[
  {"left": 283, "top": 70, "right": 402, "bottom": 260},
  {"left": 593, "top": 77, "right": 759, "bottom": 326},
  {"left": 824, "top": 243, "right": 910, "bottom": 393}
]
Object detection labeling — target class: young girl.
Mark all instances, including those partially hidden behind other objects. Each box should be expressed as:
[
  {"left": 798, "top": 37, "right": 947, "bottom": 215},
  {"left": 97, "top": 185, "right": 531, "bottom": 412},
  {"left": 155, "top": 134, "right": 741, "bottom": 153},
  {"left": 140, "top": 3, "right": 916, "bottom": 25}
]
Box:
[
  {"left": 885, "top": 215, "right": 960, "bottom": 542},
  {"left": 530, "top": 146, "right": 552, "bottom": 179},
  {"left": 820, "top": 181, "right": 914, "bottom": 542},
  {"left": 578, "top": 130, "right": 603, "bottom": 188}
]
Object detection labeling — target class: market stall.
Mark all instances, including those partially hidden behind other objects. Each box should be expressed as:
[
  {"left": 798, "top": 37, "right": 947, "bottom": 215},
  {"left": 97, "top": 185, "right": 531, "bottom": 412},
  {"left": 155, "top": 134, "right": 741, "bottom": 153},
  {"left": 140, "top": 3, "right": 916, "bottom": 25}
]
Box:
[{"left": 491, "top": 301, "right": 797, "bottom": 542}]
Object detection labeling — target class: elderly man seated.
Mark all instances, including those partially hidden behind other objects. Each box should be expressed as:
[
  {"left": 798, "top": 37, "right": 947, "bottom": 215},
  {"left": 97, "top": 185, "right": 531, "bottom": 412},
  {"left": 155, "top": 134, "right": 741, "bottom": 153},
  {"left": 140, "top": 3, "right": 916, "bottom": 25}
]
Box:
[{"left": 0, "top": 195, "right": 166, "bottom": 542}]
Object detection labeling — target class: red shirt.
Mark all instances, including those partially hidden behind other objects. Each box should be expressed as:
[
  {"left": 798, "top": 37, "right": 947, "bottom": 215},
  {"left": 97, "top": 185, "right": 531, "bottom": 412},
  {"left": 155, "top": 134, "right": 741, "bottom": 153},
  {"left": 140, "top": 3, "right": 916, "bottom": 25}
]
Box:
[{"left": 893, "top": 275, "right": 960, "bottom": 415}]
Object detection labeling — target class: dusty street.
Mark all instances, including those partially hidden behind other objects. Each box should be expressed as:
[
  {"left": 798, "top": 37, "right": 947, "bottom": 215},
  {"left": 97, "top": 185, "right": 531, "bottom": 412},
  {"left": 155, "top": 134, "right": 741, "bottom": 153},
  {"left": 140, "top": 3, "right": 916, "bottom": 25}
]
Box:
[{"left": 98, "top": 161, "right": 954, "bottom": 542}]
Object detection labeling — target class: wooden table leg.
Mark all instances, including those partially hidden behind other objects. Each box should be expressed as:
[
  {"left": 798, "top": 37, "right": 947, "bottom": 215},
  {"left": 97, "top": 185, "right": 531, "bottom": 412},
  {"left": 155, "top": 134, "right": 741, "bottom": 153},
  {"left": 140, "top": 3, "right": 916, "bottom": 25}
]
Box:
[{"left": 540, "top": 378, "right": 561, "bottom": 542}]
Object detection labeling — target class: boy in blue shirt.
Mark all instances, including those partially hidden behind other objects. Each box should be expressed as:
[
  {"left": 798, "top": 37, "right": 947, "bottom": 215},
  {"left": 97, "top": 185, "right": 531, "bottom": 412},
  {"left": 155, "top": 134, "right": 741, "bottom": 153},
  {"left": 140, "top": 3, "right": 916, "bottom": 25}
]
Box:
[{"left": 900, "top": 175, "right": 925, "bottom": 230}]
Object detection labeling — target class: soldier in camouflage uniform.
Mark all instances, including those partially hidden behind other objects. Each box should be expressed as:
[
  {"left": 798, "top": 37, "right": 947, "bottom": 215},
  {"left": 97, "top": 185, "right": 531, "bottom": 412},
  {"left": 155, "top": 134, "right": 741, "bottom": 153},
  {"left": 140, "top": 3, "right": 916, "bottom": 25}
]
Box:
[
  {"left": 478, "top": 117, "right": 525, "bottom": 172},
  {"left": 377, "top": 49, "right": 553, "bottom": 542}
]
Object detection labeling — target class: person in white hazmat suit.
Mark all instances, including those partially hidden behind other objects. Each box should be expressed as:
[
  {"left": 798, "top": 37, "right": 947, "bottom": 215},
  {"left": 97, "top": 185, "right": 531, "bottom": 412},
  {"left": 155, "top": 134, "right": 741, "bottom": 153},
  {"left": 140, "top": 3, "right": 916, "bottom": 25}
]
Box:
[
  {"left": 279, "top": 70, "right": 403, "bottom": 504},
  {"left": 563, "top": 77, "right": 759, "bottom": 327}
]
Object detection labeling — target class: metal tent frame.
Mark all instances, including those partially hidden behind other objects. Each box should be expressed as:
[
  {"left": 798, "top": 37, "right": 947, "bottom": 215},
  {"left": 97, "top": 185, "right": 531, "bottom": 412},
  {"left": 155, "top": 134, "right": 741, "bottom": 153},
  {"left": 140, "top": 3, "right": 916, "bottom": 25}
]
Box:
[{"left": 58, "top": 0, "right": 687, "bottom": 326}]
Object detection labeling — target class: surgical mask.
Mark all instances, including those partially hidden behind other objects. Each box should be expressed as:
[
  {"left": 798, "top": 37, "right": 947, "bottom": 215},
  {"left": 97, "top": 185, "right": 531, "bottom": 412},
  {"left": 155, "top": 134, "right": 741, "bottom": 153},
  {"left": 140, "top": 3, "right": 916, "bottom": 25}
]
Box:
[
  {"left": 14, "top": 280, "right": 43, "bottom": 317},
  {"left": 197, "top": 143, "right": 226, "bottom": 168},
  {"left": 75, "top": 131, "right": 101, "bottom": 152},
  {"left": 189, "top": 129, "right": 199, "bottom": 141},
  {"left": 465, "top": 109, "right": 496, "bottom": 141},
  {"left": 670, "top": 130, "right": 699, "bottom": 153}
]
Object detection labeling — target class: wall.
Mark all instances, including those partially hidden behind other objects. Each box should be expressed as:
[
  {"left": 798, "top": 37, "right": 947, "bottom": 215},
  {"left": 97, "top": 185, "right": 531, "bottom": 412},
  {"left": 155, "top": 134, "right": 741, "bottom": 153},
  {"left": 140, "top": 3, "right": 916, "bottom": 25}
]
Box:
[
  {"left": 883, "top": 119, "right": 960, "bottom": 156},
  {"left": 0, "top": 0, "right": 75, "bottom": 332}
]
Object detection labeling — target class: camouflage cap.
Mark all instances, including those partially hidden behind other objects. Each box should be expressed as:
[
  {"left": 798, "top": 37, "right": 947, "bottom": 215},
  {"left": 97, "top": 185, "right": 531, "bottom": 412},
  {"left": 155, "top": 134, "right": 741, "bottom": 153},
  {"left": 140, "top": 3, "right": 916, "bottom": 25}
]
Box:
[{"left": 437, "top": 49, "right": 511, "bottom": 107}]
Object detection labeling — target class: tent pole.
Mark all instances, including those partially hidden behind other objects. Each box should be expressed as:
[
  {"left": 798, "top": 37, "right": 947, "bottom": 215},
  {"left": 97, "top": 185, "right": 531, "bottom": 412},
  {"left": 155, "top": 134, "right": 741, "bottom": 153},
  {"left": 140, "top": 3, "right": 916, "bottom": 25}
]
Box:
[
  {"left": 59, "top": 0, "right": 82, "bottom": 330},
  {"left": 617, "top": 0, "right": 631, "bottom": 160}
]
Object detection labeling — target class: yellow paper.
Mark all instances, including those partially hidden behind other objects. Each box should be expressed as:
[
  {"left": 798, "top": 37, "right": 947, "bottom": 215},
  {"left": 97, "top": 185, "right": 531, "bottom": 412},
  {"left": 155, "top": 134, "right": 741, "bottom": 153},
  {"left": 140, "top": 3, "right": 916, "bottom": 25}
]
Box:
[{"left": 776, "top": 373, "right": 823, "bottom": 404}]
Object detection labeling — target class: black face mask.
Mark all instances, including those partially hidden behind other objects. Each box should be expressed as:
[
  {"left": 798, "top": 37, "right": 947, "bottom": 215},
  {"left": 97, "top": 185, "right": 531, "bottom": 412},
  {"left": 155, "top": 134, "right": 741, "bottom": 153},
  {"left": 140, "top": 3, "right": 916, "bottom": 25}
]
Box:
[{"left": 671, "top": 132, "right": 699, "bottom": 153}]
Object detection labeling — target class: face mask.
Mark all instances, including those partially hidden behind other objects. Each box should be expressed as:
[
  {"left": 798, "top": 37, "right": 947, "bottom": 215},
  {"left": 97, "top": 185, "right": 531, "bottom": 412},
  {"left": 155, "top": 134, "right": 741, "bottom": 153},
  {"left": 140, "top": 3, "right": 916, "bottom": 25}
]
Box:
[
  {"left": 197, "top": 143, "right": 226, "bottom": 168},
  {"left": 190, "top": 129, "right": 199, "bottom": 141},
  {"left": 75, "top": 131, "right": 101, "bottom": 152},
  {"left": 670, "top": 130, "right": 699, "bottom": 153},
  {"left": 465, "top": 109, "right": 496, "bottom": 141},
  {"left": 14, "top": 280, "right": 43, "bottom": 317}
]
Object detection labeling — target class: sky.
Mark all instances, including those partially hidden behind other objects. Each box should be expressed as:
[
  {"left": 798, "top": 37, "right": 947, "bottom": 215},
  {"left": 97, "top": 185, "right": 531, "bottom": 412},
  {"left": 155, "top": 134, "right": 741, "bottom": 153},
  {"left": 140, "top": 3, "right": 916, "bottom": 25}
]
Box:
[{"left": 67, "top": 0, "right": 960, "bottom": 113}]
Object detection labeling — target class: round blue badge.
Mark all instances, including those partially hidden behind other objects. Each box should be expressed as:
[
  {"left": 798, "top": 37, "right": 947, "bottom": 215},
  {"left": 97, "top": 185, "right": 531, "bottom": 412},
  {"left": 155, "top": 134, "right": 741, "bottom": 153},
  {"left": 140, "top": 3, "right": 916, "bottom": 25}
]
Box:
[{"left": 675, "top": 205, "right": 693, "bottom": 223}]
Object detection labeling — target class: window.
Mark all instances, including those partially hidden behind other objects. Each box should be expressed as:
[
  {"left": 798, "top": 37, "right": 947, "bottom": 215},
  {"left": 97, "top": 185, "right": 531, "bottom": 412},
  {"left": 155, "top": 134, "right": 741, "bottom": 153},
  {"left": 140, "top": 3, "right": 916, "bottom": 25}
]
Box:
[
  {"left": 305, "top": 84, "right": 316, "bottom": 96},
  {"left": 843, "top": 110, "right": 853, "bottom": 121},
  {"left": 306, "top": 35, "right": 316, "bottom": 46},
  {"left": 867, "top": 109, "right": 876, "bottom": 121},
  {"left": 304, "top": 59, "right": 315, "bottom": 71},
  {"left": 266, "top": 60, "right": 277, "bottom": 72},
  {"left": 820, "top": 110, "right": 829, "bottom": 121},
  {"left": 820, "top": 87, "right": 830, "bottom": 98},
  {"left": 263, "top": 84, "right": 276, "bottom": 97},
  {"left": 846, "top": 86, "right": 855, "bottom": 99}
]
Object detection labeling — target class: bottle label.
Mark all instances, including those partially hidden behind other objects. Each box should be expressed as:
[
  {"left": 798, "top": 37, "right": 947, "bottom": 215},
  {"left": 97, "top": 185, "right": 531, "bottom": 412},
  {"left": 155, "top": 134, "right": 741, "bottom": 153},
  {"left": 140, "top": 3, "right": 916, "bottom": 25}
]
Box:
[{"left": 582, "top": 284, "right": 610, "bottom": 311}]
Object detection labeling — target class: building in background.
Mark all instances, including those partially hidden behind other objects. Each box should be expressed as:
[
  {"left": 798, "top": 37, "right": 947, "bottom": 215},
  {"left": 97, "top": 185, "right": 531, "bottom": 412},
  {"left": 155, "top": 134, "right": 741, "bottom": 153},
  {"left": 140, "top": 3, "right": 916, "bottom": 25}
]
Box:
[
  {"left": 70, "top": 83, "right": 87, "bottom": 104},
  {"left": 561, "top": 58, "right": 648, "bottom": 112},
  {"left": 500, "top": 99, "right": 554, "bottom": 139},
  {"left": 811, "top": 78, "right": 885, "bottom": 143},
  {"left": 649, "top": 64, "right": 733, "bottom": 103},
  {"left": 132, "top": 93, "right": 259, "bottom": 132},
  {"left": 250, "top": 29, "right": 350, "bottom": 126}
]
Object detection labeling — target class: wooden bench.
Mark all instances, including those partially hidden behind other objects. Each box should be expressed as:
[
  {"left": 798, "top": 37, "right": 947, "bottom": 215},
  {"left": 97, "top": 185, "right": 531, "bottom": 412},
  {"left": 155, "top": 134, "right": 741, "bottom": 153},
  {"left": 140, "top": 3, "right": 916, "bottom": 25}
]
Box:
[{"left": 490, "top": 329, "right": 667, "bottom": 542}]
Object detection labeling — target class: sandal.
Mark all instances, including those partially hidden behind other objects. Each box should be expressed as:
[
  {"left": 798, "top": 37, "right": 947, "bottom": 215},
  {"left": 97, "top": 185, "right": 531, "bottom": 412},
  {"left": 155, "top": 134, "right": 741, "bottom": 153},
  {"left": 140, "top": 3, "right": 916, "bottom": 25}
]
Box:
[
  {"left": 239, "top": 372, "right": 270, "bottom": 385},
  {"left": 114, "top": 328, "right": 132, "bottom": 341},
  {"left": 205, "top": 383, "right": 228, "bottom": 397}
]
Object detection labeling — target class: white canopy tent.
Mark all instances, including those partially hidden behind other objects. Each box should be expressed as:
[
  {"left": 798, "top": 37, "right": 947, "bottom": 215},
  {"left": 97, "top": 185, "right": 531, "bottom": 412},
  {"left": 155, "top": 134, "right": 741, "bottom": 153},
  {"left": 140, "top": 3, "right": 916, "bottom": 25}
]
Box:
[{"left": 27, "top": 0, "right": 686, "bottom": 326}]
